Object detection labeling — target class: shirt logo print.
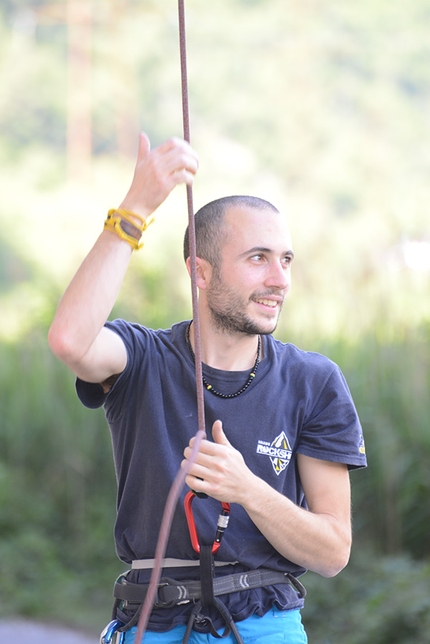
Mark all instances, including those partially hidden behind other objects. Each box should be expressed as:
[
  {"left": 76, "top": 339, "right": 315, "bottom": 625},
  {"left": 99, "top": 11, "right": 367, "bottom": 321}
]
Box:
[{"left": 256, "top": 431, "right": 292, "bottom": 476}]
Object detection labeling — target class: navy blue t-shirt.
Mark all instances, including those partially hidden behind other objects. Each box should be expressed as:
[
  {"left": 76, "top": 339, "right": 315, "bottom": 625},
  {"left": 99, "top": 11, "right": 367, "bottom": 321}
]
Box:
[{"left": 76, "top": 319, "right": 366, "bottom": 631}]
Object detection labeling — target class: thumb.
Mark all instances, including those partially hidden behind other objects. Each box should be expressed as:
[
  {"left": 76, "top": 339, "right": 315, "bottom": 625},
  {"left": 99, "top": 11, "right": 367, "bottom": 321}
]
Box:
[
  {"left": 212, "top": 420, "right": 230, "bottom": 446},
  {"left": 136, "top": 131, "right": 151, "bottom": 161}
]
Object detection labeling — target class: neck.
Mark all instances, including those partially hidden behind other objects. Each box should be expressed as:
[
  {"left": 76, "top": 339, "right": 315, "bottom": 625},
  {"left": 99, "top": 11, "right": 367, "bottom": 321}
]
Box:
[{"left": 188, "top": 321, "right": 260, "bottom": 371}]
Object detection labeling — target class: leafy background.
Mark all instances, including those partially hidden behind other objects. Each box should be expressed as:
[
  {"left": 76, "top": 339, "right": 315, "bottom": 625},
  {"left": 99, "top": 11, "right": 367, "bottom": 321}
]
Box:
[{"left": 0, "top": 1, "right": 429, "bottom": 642}]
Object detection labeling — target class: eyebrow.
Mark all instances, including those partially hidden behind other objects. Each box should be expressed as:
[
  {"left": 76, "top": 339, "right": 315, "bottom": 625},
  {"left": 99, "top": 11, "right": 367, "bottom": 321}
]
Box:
[{"left": 240, "top": 246, "right": 295, "bottom": 260}]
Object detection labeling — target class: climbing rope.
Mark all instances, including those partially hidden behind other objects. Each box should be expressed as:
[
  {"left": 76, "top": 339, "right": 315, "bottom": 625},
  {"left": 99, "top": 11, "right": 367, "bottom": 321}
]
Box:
[
  {"left": 178, "top": 0, "right": 206, "bottom": 435},
  {"left": 132, "top": 2, "right": 206, "bottom": 641}
]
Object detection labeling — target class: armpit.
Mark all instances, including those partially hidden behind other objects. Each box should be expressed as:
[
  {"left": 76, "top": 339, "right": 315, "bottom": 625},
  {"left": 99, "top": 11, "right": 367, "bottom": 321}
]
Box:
[{"left": 101, "top": 373, "right": 121, "bottom": 393}]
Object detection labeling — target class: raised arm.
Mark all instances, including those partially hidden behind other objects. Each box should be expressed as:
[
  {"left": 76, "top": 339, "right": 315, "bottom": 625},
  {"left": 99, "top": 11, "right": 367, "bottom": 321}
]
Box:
[{"left": 48, "top": 132, "right": 198, "bottom": 384}]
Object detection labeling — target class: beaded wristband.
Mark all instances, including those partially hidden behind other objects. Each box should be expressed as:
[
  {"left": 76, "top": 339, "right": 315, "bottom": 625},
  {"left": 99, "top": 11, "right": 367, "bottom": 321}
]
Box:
[{"left": 104, "top": 209, "right": 154, "bottom": 250}]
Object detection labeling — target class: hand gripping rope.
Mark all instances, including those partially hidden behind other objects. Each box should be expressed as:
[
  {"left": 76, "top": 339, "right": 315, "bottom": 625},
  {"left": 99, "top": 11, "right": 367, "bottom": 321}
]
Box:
[{"left": 132, "top": 2, "right": 209, "bottom": 642}]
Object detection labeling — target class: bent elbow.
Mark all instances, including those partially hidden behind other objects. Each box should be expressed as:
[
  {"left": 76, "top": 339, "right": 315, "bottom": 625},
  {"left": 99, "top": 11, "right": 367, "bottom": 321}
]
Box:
[
  {"left": 48, "top": 322, "right": 62, "bottom": 358},
  {"left": 322, "top": 554, "right": 350, "bottom": 578},
  {"left": 48, "top": 322, "right": 80, "bottom": 365},
  {"left": 319, "top": 541, "right": 351, "bottom": 578}
]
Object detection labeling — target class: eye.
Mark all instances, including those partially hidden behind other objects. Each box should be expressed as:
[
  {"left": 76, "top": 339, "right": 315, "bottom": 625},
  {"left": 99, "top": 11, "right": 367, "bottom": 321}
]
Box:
[
  {"left": 283, "top": 254, "right": 294, "bottom": 266},
  {"left": 250, "top": 253, "right": 264, "bottom": 262}
]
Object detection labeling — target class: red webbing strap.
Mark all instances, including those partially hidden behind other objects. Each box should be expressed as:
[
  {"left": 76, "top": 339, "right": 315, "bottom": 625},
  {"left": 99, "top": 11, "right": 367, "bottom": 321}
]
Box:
[{"left": 132, "top": 2, "right": 206, "bottom": 641}]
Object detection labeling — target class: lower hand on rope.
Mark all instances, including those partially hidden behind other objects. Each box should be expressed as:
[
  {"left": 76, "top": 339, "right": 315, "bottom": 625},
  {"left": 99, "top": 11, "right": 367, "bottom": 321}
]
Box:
[{"left": 182, "top": 420, "right": 253, "bottom": 505}]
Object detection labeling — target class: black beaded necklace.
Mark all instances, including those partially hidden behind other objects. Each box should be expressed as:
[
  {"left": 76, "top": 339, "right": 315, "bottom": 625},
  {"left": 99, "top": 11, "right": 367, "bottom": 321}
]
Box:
[{"left": 186, "top": 322, "right": 261, "bottom": 399}]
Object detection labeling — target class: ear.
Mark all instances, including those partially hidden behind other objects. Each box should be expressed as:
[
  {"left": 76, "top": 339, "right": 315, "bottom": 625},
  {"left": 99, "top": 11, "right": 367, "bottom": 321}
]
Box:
[{"left": 185, "top": 256, "right": 212, "bottom": 290}]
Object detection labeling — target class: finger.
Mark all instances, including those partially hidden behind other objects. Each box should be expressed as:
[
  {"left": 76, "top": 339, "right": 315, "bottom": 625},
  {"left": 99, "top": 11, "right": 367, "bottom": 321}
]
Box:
[
  {"left": 155, "top": 139, "right": 199, "bottom": 174},
  {"left": 183, "top": 439, "right": 216, "bottom": 461},
  {"left": 160, "top": 149, "right": 199, "bottom": 179},
  {"left": 212, "top": 420, "right": 230, "bottom": 446},
  {"left": 158, "top": 136, "right": 198, "bottom": 160},
  {"left": 182, "top": 458, "right": 210, "bottom": 482},
  {"left": 171, "top": 168, "right": 196, "bottom": 187}
]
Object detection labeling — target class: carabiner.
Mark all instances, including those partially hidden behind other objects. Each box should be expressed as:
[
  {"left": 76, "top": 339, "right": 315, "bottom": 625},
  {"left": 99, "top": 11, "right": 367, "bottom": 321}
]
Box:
[
  {"left": 184, "top": 489, "right": 230, "bottom": 554},
  {"left": 100, "top": 619, "right": 125, "bottom": 644}
]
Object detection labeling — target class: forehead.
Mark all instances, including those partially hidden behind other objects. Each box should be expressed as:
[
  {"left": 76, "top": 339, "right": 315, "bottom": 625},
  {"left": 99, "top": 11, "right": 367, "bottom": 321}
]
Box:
[{"left": 222, "top": 205, "right": 292, "bottom": 253}]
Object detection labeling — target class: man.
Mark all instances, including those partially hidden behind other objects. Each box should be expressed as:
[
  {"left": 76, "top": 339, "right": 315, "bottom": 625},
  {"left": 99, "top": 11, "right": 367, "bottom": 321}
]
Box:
[{"left": 49, "top": 132, "right": 366, "bottom": 644}]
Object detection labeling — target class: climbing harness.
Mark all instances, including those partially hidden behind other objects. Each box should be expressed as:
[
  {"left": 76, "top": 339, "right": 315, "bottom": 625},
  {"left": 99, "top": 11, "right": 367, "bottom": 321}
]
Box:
[
  {"left": 101, "top": 486, "right": 306, "bottom": 643},
  {"left": 101, "top": 567, "right": 306, "bottom": 644}
]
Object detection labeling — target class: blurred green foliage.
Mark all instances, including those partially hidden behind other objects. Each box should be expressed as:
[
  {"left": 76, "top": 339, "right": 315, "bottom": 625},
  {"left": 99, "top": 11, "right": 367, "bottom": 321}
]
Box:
[
  {"left": 0, "top": 336, "right": 123, "bottom": 627},
  {"left": 303, "top": 549, "right": 430, "bottom": 644},
  {"left": 1, "top": 0, "right": 430, "bottom": 339},
  {"left": 0, "top": 0, "right": 430, "bottom": 641}
]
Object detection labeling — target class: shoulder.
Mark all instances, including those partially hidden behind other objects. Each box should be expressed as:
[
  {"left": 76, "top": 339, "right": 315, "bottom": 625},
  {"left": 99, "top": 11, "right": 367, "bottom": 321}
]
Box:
[
  {"left": 103, "top": 319, "right": 192, "bottom": 376},
  {"left": 105, "top": 318, "right": 155, "bottom": 343},
  {"left": 105, "top": 319, "right": 187, "bottom": 351},
  {"left": 264, "top": 335, "right": 353, "bottom": 403},
  {"left": 266, "top": 335, "right": 338, "bottom": 375}
]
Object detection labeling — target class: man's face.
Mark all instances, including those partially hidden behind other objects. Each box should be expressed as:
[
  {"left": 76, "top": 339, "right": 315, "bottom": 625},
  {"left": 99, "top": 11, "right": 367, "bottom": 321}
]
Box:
[{"left": 205, "top": 206, "right": 294, "bottom": 336}]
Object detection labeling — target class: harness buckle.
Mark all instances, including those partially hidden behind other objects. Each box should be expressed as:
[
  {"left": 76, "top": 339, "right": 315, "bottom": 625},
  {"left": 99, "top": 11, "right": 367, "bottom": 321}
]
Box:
[
  {"left": 154, "top": 580, "right": 181, "bottom": 608},
  {"left": 184, "top": 490, "right": 230, "bottom": 554}
]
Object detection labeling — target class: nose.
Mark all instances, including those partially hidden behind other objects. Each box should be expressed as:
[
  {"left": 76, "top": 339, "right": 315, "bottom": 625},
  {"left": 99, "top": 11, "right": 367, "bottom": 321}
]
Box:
[{"left": 265, "top": 259, "right": 291, "bottom": 291}]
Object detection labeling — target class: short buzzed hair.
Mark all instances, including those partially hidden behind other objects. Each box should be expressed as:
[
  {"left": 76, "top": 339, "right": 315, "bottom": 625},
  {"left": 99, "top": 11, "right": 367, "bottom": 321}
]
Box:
[{"left": 183, "top": 195, "right": 279, "bottom": 272}]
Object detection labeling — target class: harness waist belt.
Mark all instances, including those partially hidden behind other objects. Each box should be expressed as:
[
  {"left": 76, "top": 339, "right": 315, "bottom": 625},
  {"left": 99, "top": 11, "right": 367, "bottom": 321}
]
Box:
[
  {"left": 114, "top": 568, "right": 306, "bottom": 609},
  {"left": 132, "top": 558, "right": 238, "bottom": 569}
]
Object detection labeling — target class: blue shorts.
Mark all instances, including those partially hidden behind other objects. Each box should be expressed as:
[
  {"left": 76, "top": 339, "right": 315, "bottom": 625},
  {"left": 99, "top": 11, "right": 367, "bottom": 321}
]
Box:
[{"left": 123, "top": 607, "right": 308, "bottom": 643}]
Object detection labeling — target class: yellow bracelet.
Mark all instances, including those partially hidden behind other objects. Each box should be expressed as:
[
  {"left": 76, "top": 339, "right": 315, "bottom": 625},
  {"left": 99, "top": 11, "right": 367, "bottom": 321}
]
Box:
[{"left": 104, "top": 209, "right": 154, "bottom": 250}]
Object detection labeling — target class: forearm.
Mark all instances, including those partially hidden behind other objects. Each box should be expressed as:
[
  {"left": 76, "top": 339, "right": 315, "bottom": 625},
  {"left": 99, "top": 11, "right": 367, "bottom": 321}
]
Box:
[
  {"left": 240, "top": 474, "right": 352, "bottom": 577},
  {"left": 183, "top": 425, "right": 352, "bottom": 578}
]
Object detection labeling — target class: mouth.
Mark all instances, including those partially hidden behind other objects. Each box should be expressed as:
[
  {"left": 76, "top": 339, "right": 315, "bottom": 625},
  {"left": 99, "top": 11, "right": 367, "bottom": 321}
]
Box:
[
  {"left": 253, "top": 295, "right": 283, "bottom": 311},
  {"left": 255, "top": 298, "right": 278, "bottom": 308}
]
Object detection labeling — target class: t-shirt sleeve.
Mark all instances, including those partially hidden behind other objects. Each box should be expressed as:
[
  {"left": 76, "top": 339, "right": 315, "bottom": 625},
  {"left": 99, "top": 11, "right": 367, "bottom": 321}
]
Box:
[
  {"left": 75, "top": 379, "right": 107, "bottom": 409},
  {"left": 296, "top": 364, "right": 367, "bottom": 470},
  {"left": 75, "top": 319, "right": 137, "bottom": 410}
]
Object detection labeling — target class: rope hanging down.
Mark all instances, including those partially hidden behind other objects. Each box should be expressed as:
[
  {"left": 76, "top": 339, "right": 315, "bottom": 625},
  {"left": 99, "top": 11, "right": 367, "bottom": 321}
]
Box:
[{"left": 133, "top": 2, "right": 206, "bottom": 641}]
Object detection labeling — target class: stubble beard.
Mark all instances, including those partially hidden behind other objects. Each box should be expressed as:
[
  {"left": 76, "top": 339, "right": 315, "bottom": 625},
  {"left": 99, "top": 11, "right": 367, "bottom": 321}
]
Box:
[{"left": 207, "top": 274, "right": 283, "bottom": 337}]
